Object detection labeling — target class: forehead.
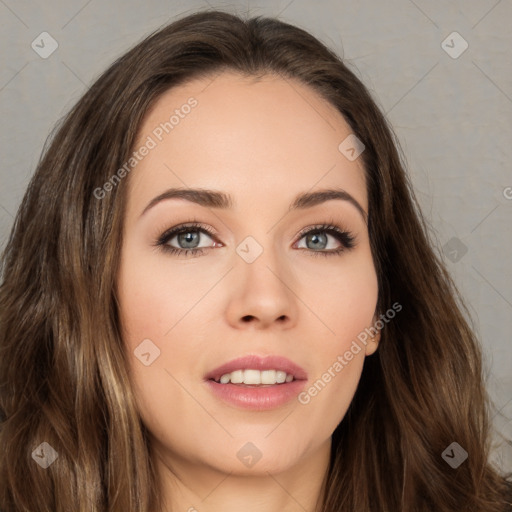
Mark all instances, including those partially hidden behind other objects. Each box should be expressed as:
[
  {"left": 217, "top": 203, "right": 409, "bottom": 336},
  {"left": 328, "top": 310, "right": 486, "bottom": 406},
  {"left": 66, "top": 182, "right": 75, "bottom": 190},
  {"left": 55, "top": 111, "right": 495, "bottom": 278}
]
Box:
[{"left": 126, "top": 71, "right": 367, "bottom": 218}]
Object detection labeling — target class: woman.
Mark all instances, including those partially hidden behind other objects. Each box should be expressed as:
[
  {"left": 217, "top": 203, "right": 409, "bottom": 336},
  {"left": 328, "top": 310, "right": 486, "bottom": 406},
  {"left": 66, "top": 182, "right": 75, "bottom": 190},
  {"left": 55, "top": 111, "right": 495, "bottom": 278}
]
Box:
[{"left": 0, "top": 9, "right": 510, "bottom": 512}]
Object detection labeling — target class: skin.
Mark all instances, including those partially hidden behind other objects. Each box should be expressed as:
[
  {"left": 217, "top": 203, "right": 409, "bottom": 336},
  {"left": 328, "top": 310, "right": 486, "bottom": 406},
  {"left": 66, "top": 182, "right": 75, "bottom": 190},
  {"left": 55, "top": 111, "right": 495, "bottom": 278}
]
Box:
[{"left": 116, "top": 71, "right": 381, "bottom": 512}]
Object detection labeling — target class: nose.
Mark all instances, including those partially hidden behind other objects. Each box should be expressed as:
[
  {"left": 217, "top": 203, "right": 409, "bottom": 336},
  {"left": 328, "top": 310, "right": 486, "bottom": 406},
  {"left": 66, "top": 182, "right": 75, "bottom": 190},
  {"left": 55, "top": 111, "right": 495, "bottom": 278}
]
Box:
[{"left": 224, "top": 248, "right": 299, "bottom": 330}]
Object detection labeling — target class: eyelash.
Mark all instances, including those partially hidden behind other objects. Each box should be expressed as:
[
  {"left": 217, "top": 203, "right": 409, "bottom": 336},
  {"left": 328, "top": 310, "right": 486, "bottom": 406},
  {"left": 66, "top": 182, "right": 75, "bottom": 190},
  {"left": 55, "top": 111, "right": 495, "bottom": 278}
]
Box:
[{"left": 153, "top": 219, "right": 356, "bottom": 258}]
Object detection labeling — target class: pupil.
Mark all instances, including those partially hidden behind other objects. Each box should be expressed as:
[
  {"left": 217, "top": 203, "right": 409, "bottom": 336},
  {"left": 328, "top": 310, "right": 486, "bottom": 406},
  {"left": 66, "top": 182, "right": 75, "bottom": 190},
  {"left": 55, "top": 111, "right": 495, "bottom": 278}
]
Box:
[
  {"left": 179, "top": 231, "right": 199, "bottom": 248},
  {"left": 308, "top": 233, "right": 326, "bottom": 249}
]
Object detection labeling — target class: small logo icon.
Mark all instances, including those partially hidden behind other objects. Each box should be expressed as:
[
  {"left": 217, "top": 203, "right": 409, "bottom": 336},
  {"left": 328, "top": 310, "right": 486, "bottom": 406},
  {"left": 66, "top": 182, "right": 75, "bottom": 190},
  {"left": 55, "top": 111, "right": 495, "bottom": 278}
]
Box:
[
  {"left": 441, "top": 32, "right": 468, "bottom": 59},
  {"left": 442, "top": 441, "right": 468, "bottom": 468},
  {"left": 134, "top": 338, "right": 161, "bottom": 366},
  {"left": 236, "top": 236, "right": 264, "bottom": 264},
  {"left": 503, "top": 186, "right": 512, "bottom": 200},
  {"left": 442, "top": 237, "right": 468, "bottom": 263},
  {"left": 31, "top": 442, "right": 59, "bottom": 468},
  {"left": 338, "top": 134, "right": 365, "bottom": 161},
  {"left": 31, "top": 32, "right": 59, "bottom": 59},
  {"left": 236, "top": 442, "right": 263, "bottom": 468}
]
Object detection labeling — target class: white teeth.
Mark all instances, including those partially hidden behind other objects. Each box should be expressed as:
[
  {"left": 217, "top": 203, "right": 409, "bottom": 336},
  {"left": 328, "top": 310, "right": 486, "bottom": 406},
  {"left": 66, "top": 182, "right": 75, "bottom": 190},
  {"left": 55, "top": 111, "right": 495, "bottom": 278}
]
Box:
[
  {"left": 219, "top": 374, "right": 231, "bottom": 384},
  {"left": 244, "top": 369, "right": 261, "bottom": 385},
  {"left": 261, "top": 370, "right": 276, "bottom": 384},
  {"left": 276, "top": 370, "right": 287, "bottom": 383},
  {"left": 230, "top": 370, "right": 243, "bottom": 384},
  {"left": 215, "top": 369, "right": 295, "bottom": 385}
]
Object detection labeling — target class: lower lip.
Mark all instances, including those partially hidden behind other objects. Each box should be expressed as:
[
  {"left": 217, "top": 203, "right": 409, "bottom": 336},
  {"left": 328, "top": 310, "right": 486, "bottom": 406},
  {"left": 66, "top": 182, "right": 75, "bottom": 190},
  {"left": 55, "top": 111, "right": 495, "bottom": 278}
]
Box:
[{"left": 205, "top": 379, "right": 307, "bottom": 411}]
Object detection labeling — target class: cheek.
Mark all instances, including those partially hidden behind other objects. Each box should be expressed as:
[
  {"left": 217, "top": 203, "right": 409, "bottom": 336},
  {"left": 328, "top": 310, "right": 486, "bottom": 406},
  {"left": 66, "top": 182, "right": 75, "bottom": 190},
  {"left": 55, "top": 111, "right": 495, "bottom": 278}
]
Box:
[
  {"left": 293, "top": 254, "right": 377, "bottom": 430},
  {"left": 116, "top": 253, "right": 199, "bottom": 435},
  {"left": 296, "top": 332, "right": 368, "bottom": 438},
  {"left": 116, "top": 244, "right": 211, "bottom": 344},
  {"left": 116, "top": 243, "right": 213, "bottom": 418},
  {"left": 309, "top": 365, "right": 363, "bottom": 449},
  {"left": 295, "top": 247, "right": 378, "bottom": 341}
]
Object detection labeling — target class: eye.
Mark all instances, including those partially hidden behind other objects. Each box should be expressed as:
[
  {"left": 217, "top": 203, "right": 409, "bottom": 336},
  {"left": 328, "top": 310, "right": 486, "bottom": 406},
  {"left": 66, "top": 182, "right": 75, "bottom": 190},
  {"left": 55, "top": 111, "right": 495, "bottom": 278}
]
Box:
[
  {"left": 153, "top": 220, "right": 357, "bottom": 258},
  {"left": 294, "top": 223, "right": 356, "bottom": 257},
  {"left": 154, "top": 222, "right": 218, "bottom": 258}
]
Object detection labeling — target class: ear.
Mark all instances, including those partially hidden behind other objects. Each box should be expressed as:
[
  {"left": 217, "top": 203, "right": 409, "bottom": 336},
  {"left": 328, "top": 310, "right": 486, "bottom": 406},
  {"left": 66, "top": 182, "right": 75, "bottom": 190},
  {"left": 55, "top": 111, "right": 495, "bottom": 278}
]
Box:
[{"left": 364, "top": 316, "right": 381, "bottom": 356}]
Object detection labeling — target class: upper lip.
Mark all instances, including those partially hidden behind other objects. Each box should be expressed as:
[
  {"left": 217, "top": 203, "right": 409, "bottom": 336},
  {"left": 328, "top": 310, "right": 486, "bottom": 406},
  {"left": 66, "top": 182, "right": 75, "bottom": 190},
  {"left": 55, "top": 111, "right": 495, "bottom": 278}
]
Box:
[{"left": 204, "top": 354, "right": 308, "bottom": 382}]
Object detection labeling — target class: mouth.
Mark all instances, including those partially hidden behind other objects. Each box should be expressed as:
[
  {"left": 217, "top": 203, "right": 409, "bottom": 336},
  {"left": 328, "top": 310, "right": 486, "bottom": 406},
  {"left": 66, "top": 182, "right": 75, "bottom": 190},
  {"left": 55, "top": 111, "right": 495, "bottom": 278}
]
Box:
[{"left": 203, "top": 354, "right": 308, "bottom": 411}]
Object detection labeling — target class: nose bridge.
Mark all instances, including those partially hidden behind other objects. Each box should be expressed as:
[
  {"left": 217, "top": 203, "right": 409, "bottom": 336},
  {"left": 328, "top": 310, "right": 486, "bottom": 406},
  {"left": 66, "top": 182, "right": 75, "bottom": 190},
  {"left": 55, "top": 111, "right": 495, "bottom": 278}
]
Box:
[
  {"left": 226, "top": 231, "right": 299, "bottom": 327},
  {"left": 236, "top": 232, "right": 289, "bottom": 291}
]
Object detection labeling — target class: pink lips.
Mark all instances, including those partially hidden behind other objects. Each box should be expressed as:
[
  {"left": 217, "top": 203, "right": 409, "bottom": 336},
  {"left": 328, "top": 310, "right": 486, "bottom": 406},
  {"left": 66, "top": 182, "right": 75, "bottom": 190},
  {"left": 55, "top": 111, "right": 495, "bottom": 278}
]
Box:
[{"left": 203, "top": 354, "right": 308, "bottom": 411}]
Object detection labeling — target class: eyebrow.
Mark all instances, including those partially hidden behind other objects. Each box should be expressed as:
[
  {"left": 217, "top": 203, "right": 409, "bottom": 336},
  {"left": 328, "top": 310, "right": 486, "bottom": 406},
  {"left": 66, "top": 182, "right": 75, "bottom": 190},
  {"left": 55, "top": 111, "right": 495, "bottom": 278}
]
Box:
[{"left": 140, "top": 187, "right": 368, "bottom": 224}]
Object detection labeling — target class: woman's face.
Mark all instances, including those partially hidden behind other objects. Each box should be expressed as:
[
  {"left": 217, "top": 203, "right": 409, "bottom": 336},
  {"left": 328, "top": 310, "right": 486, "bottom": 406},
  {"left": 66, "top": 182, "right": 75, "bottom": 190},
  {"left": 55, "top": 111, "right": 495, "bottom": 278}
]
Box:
[{"left": 116, "top": 71, "right": 379, "bottom": 477}]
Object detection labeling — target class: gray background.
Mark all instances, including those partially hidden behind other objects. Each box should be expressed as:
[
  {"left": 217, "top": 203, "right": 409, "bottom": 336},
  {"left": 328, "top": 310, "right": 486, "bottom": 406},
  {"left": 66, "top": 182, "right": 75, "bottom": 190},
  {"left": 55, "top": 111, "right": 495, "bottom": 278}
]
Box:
[{"left": 0, "top": 0, "right": 511, "bottom": 470}]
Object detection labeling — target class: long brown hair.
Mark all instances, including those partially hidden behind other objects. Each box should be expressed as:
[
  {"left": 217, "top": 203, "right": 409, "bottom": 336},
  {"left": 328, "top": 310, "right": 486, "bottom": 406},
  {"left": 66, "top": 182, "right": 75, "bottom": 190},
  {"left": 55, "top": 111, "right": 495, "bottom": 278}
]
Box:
[{"left": 0, "top": 9, "right": 510, "bottom": 512}]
